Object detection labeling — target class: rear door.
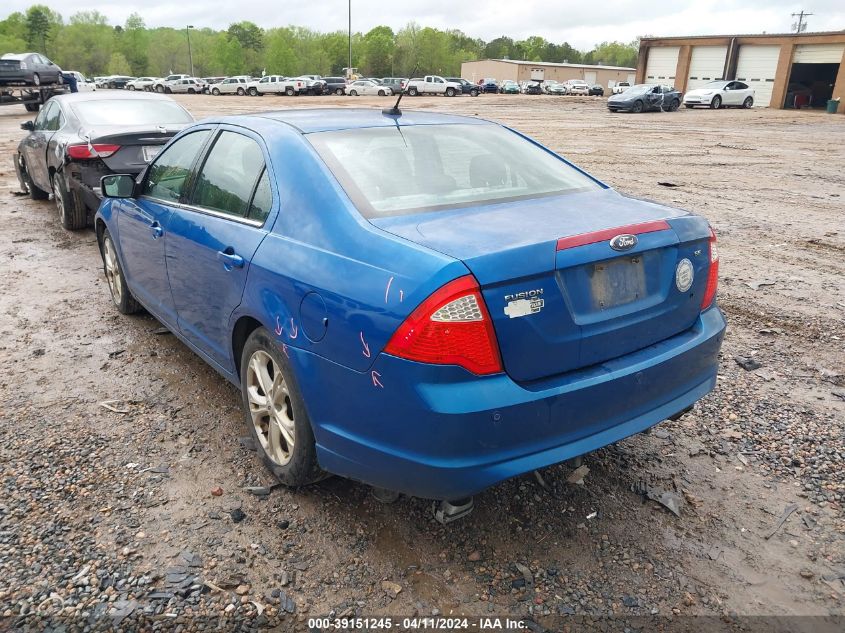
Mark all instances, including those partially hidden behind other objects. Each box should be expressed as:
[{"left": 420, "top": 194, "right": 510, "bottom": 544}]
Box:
[
  {"left": 163, "top": 127, "right": 272, "bottom": 370},
  {"left": 20, "top": 100, "right": 60, "bottom": 191}
]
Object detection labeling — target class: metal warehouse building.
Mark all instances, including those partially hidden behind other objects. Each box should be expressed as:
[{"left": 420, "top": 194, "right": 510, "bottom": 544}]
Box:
[
  {"left": 637, "top": 31, "right": 845, "bottom": 111},
  {"left": 461, "top": 59, "right": 636, "bottom": 90}
]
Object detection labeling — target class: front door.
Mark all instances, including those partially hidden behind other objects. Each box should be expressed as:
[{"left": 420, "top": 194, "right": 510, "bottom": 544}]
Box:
[
  {"left": 121, "top": 128, "right": 212, "bottom": 321},
  {"left": 164, "top": 127, "right": 273, "bottom": 371}
]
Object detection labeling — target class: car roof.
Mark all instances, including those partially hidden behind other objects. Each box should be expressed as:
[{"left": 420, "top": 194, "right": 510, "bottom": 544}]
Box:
[
  {"left": 2, "top": 53, "right": 32, "bottom": 60},
  {"left": 51, "top": 91, "right": 179, "bottom": 104},
  {"left": 224, "top": 108, "right": 491, "bottom": 134}
]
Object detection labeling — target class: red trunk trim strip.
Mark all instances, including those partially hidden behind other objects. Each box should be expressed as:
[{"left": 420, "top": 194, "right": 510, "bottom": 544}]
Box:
[{"left": 556, "top": 220, "right": 671, "bottom": 251}]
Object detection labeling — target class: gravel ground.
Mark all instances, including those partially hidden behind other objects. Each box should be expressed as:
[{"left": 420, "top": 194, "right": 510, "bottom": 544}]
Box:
[{"left": 0, "top": 93, "right": 843, "bottom": 631}]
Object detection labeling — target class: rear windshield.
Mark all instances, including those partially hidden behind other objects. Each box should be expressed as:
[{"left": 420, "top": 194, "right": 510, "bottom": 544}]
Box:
[
  {"left": 309, "top": 123, "right": 600, "bottom": 218},
  {"left": 71, "top": 100, "right": 193, "bottom": 126}
]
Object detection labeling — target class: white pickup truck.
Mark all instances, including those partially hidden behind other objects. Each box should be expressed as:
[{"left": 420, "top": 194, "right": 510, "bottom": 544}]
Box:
[{"left": 405, "top": 75, "right": 462, "bottom": 97}]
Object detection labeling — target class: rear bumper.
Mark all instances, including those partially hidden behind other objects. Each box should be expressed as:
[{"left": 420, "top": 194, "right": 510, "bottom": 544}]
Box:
[{"left": 301, "top": 306, "right": 726, "bottom": 499}]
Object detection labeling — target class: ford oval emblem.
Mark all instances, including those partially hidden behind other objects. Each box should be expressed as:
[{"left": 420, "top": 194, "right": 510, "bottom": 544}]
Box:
[{"left": 610, "top": 234, "right": 638, "bottom": 251}]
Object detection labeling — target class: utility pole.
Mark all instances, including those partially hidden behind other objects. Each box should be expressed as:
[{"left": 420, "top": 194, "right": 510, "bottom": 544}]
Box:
[
  {"left": 348, "top": 0, "right": 352, "bottom": 79},
  {"left": 791, "top": 10, "right": 813, "bottom": 33},
  {"left": 186, "top": 25, "right": 195, "bottom": 76}
]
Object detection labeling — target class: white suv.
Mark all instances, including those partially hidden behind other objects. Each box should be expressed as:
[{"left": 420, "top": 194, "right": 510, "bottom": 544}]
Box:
[{"left": 211, "top": 77, "right": 250, "bottom": 95}]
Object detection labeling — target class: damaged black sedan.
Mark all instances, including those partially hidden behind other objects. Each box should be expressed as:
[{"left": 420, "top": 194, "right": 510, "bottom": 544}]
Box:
[
  {"left": 607, "top": 84, "right": 682, "bottom": 113},
  {"left": 15, "top": 91, "right": 193, "bottom": 229}
]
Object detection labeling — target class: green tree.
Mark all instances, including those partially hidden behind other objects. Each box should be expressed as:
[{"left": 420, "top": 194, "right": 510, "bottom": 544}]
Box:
[
  {"left": 107, "top": 51, "right": 131, "bottom": 75},
  {"left": 0, "top": 12, "right": 29, "bottom": 52},
  {"left": 362, "top": 26, "right": 394, "bottom": 76},
  {"left": 53, "top": 11, "right": 114, "bottom": 74},
  {"left": 586, "top": 40, "right": 638, "bottom": 68},
  {"left": 24, "top": 5, "right": 62, "bottom": 54},
  {"left": 119, "top": 13, "right": 149, "bottom": 75}
]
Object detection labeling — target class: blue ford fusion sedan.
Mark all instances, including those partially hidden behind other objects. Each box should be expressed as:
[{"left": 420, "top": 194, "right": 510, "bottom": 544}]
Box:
[{"left": 95, "top": 108, "right": 725, "bottom": 504}]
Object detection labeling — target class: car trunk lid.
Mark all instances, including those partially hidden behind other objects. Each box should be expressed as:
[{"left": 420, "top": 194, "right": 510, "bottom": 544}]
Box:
[
  {"left": 373, "top": 189, "right": 714, "bottom": 382},
  {"left": 77, "top": 123, "right": 190, "bottom": 173}
]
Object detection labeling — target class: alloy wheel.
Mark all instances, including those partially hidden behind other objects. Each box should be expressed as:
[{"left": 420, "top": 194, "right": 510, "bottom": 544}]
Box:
[
  {"left": 102, "top": 236, "right": 123, "bottom": 304},
  {"left": 52, "top": 177, "right": 65, "bottom": 221},
  {"left": 246, "top": 350, "right": 295, "bottom": 466}
]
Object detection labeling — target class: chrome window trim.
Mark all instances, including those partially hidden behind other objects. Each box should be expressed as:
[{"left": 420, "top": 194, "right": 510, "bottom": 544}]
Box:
[{"left": 139, "top": 195, "right": 265, "bottom": 228}]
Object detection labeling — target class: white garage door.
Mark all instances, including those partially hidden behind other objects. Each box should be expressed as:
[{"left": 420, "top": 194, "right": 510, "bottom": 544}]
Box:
[
  {"left": 736, "top": 45, "right": 781, "bottom": 107},
  {"left": 687, "top": 46, "right": 728, "bottom": 90},
  {"left": 793, "top": 44, "right": 845, "bottom": 64},
  {"left": 584, "top": 71, "right": 597, "bottom": 84},
  {"left": 645, "top": 47, "right": 680, "bottom": 82}
]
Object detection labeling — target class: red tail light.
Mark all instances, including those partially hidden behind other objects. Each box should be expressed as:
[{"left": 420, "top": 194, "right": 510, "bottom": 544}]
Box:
[
  {"left": 701, "top": 227, "right": 719, "bottom": 309},
  {"left": 67, "top": 144, "right": 120, "bottom": 160},
  {"left": 384, "top": 275, "right": 503, "bottom": 375}
]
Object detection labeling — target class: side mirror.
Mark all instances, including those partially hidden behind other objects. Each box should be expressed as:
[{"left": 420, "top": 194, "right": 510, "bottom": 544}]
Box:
[
  {"left": 21, "top": 121, "right": 34, "bottom": 131},
  {"left": 101, "top": 174, "right": 136, "bottom": 198}
]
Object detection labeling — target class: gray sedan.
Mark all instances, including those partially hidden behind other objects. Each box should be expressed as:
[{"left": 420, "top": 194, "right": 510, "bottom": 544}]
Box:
[
  {"left": 607, "top": 84, "right": 682, "bottom": 113},
  {"left": 0, "top": 53, "right": 63, "bottom": 86}
]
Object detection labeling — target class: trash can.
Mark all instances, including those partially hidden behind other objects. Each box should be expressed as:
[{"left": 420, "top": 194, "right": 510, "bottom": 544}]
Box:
[{"left": 827, "top": 99, "right": 841, "bottom": 114}]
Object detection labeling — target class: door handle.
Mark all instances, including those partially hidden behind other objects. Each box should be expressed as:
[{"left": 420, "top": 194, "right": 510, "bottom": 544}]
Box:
[
  {"left": 150, "top": 221, "right": 163, "bottom": 239},
  {"left": 217, "top": 249, "right": 244, "bottom": 270}
]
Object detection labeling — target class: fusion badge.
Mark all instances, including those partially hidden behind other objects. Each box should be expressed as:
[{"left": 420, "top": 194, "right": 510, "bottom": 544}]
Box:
[
  {"left": 504, "top": 288, "right": 544, "bottom": 319},
  {"left": 675, "top": 258, "right": 694, "bottom": 292}
]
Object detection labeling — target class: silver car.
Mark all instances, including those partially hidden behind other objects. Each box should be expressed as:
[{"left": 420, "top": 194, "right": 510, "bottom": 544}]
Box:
[
  {"left": 166, "top": 78, "right": 207, "bottom": 94},
  {"left": 345, "top": 79, "right": 393, "bottom": 96}
]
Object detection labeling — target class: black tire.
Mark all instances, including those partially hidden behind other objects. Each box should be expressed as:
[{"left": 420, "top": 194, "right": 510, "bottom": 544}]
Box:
[
  {"left": 52, "top": 171, "right": 86, "bottom": 230},
  {"left": 212, "top": 87, "right": 220, "bottom": 96},
  {"left": 350, "top": 89, "right": 358, "bottom": 96},
  {"left": 240, "top": 327, "right": 323, "bottom": 487},
  {"left": 18, "top": 154, "right": 48, "bottom": 200},
  {"left": 24, "top": 102, "right": 40, "bottom": 112},
  {"left": 377, "top": 89, "right": 385, "bottom": 96},
  {"left": 187, "top": 88, "right": 195, "bottom": 94},
  {"left": 32, "top": 73, "right": 41, "bottom": 86},
  {"left": 710, "top": 95, "right": 721, "bottom": 109},
  {"left": 285, "top": 87, "right": 294, "bottom": 96},
  {"left": 335, "top": 88, "right": 343, "bottom": 95},
  {"left": 743, "top": 96, "right": 753, "bottom": 109},
  {"left": 128, "top": 84, "right": 136, "bottom": 90},
  {"left": 101, "top": 229, "right": 141, "bottom": 315},
  {"left": 665, "top": 99, "right": 680, "bottom": 112},
  {"left": 248, "top": 87, "right": 257, "bottom": 96},
  {"left": 155, "top": 85, "right": 164, "bottom": 93},
  {"left": 164, "top": 87, "right": 172, "bottom": 94},
  {"left": 470, "top": 89, "right": 479, "bottom": 97},
  {"left": 685, "top": 104, "right": 694, "bottom": 108},
  {"left": 631, "top": 100, "right": 643, "bottom": 113},
  {"left": 446, "top": 87, "right": 456, "bottom": 97},
  {"left": 408, "top": 87, "right": 418, "bottom": 96}
]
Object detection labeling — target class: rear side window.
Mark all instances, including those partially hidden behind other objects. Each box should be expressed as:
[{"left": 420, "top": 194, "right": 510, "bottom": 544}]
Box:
[
  {"left": 248, "top": 169, "right": 272, "bottom": 223},
  {"left": 143, "top": 130, "right": 210, "bottom": 202},
  {"left": 190, "top": 131, "right": 266, "bottom": 218}
]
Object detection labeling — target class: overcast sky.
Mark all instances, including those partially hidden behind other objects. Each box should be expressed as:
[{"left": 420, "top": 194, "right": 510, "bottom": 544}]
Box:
[{"left": 4, "top": 1, "right": 844, "bottom": 49}]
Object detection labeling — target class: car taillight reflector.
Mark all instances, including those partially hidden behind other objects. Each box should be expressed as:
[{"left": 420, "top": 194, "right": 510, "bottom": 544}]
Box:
[
  {"left": 556, "top": 220, "right": 670, "bottom": 251},
  {"left": 701, "top": 227, "right": 719, "bottom": 309},
  {"left": 384, "top": 275, "right": 503, "bottom": 375},
  {"left": 67, "top": 144, "right": 120, "bottom": 160}
]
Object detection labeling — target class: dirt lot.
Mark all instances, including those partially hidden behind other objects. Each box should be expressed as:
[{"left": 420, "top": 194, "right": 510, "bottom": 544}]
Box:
[{"left": 0, "top": 93, "right": 843, "bottom": 630}]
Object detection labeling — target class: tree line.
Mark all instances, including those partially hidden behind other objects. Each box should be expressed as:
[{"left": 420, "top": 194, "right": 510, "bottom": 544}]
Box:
[{"left": 0, "top": 5, "right": 639, "bottom": 78}]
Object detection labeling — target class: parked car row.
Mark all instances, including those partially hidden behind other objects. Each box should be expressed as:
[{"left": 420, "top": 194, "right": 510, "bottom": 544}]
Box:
[
  {"left": 606, "top": 81, "right": 756, "bottom": 113},
  {"left": 15, "top": 92, "right": 725, "bottom": 512}
]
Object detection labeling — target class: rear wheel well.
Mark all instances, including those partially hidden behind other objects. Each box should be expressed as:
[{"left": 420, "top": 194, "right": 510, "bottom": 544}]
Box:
[
  {"left": 95, "top": 218, "right": 107, "bottom": 254},
  {"left": 232, "top": 316, "right": 263, "bottom": 378}
]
